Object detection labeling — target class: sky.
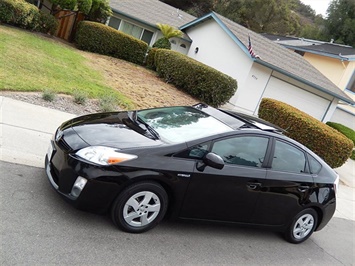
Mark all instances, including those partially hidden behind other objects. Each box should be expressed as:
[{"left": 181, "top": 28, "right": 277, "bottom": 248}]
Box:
[{"left": 300, "top": 0, "right": 333, "bottom": 17}]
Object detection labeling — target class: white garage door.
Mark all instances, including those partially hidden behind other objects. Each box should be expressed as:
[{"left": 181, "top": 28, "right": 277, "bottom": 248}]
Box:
[
  {"left": 262, "top": 77, "right": 330, "bottom": 120},
  {"left": 330, "top": 108, "right": 355, "bottom": 130}
]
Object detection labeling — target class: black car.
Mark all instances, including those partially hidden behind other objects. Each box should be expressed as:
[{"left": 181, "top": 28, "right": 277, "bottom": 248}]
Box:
[{"left": 45, "top": 103, "right": 339, "bottom": 244}]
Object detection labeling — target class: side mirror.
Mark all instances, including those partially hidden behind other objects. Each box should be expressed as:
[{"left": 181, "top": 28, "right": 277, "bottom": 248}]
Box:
[{"left": 196, "top": 152, "right": 224, "bottom": 171}]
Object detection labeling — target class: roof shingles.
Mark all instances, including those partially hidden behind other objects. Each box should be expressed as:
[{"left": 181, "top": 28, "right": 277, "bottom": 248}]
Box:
[
  {"left": 213, "top": 13, "right": 353, "bottom": 103},
  {"left": 110, "top": 0, "right": 196, "bottom": 29}
]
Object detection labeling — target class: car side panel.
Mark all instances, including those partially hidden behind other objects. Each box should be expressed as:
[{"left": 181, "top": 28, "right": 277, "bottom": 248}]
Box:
[
  {"left": 251, "top": 170, "right": 315, "bottom": 226},
  {"left": 179, "top": 164, "right": 266, "bottom": 223}
]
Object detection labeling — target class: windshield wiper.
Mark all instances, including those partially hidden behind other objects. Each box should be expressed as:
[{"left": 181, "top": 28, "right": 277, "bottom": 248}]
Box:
[
  {"left": 137, "top": 117, "right": 160, "bottom": 140},
  {"left": 127, "top": 111, "right": 160, "bottom": 140}
]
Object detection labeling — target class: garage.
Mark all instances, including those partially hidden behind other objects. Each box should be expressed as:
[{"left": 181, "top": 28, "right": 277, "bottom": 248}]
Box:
[{"left": 261, "top": 77, "right": 331, "bottom": 120}]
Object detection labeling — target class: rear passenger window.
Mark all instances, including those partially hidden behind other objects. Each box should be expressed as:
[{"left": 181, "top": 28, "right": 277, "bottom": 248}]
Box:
[
  {"left": 308, "top": 155, "right": 322, "bottom": 174},
  {"left": 272, "top": 140, "right": 307, "bottom": 173}
]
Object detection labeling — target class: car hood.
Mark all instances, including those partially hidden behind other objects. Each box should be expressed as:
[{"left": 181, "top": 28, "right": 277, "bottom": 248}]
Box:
[{"left": 60, "top": 112, "right": 164, "bottom": 149}]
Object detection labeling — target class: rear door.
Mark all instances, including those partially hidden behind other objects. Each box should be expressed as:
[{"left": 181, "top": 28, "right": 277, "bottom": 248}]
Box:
[
  {"left": 251, "top": 139, "right": 315, "bottom": 226},
  {"left": 179, "top": 135, "right": 271, "bottom": 223}
]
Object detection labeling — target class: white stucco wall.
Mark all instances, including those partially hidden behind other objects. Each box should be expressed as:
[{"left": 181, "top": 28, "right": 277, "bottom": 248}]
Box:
[
  {"left": 184, "top": 20, "right": 256, "bottom": 113},
  {"left": 183, "top": 20, "right": 339, "bottom": 121}
]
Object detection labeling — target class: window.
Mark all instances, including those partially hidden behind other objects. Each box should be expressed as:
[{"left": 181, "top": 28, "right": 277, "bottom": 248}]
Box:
[
  {"left": 141, "top": 30, "right": 154, "bottom": 44},
  {"left": 211, "top": 136, "right": 269, "bottom": 167},
  {"left": 272, "top": 140, "right": 306, "bottom": 173},
  {"left": 137, "top": 106, "right": 233, "bottom": 143},
  {"left": 108, "top": 17, "right": 121, "bottom": 30},
  {"left": 121, "top": 21, "right": 143, "bottom": 39},
  {"left": 174, "top": 143, "right": 210, "bottom": 159},
  {"left": 308, "top": 155, "right": 322, "bottom": 174},
  {"left": 115, "top": 21, "right": 153, "bottom": 45}
]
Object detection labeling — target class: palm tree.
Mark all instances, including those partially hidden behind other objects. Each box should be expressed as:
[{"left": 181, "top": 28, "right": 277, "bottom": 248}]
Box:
[{"left": 153, "top": 23, "right": 183, "bottom": 49}]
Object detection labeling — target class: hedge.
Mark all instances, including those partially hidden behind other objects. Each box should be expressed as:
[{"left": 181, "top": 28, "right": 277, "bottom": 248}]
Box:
[
  {"left": 0, "top": 0, "right": 58, "bottom": 34},
  {"left": 153, "top": 49, "right": 237, "bottom": 107},
  {"left": 327, "top": 121, "right": 355, "bottom": 161},
  {"left": 258, "top": 98, "right": 353, "bottom": 168},
  {"left": 75, "top": 21, "right": 148, "bottom": 65}
]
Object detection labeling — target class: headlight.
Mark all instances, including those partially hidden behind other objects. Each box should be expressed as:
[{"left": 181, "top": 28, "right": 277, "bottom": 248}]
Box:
[{"left": 76, "top": 146, "right": 137, "bottom": 165}]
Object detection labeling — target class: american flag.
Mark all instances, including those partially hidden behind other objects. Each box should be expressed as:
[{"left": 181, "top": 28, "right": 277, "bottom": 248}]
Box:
[{"left": 248, "top": 35, "right": 260, "bottom": 58}]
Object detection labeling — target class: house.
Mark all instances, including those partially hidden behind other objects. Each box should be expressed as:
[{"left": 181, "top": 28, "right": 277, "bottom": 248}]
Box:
[
  {"left": 180, "top": 12, "right": 354, "bottom": 123},
  {"left": 107, "top": 1, "right": 354, "bottom": 126},
  {"left": 108, "top": 0, "right": 195, "bottom": 54},
  {"left": 263, "top": 34, "right": 355, "bottom": 129}
]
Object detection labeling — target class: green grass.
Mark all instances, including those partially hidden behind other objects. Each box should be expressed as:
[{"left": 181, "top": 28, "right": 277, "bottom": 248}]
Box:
[{"left": 0, "top": 25, "right": 132, "bottom": 108}]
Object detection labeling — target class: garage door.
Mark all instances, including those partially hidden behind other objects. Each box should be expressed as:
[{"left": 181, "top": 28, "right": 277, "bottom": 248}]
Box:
[
  {"left": 331, "top": 108, "right": 355, "bottom": 130},
  {"left": 262, "top": 77, "right": 331, "bottom": 120}
]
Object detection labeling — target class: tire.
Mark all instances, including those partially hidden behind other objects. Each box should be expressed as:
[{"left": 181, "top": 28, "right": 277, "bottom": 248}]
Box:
[
  {"left": 284, "top": 208, "right": 318, "bottom": 244},
  {"left": 111, "top": 182, "right": 168, "bottom": 233}
]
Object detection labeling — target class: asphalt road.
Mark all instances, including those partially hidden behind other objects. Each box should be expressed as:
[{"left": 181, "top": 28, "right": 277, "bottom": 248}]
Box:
[{"left": 0, "top": 161, "right": 354, "bottom": 265}]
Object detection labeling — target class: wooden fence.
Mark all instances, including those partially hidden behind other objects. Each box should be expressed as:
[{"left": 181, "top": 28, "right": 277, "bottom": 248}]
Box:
[{"left": 54, "top": 10, "right": 85, "bottom": 41}]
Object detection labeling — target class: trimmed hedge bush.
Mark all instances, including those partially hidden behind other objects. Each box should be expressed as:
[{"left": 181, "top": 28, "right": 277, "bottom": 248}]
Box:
[
  {"left": 145, "top": 47, "right": 158, "bottom": 70},
  {"left": 75, "top": 21, "right": 148, "bottom": 65},
  {"left": 258, "top": 98, "right": 353, "bottom": 168},
  {"left": 153, "top": 49, "right": 237, "bottom": 107},
  {"left": 327, "top": 121, "right": 355, "bottom": 161},
  {"left": 0, "top": 0, "right": 58, "bottom": 34},
  {"left": 326, "top": 122, "right": 355, "bottom": 145}
]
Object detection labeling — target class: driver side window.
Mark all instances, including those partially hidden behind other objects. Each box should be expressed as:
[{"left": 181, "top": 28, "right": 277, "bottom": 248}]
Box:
[{"left": 211, "top": 136, "right": 269, "bottom": 167}]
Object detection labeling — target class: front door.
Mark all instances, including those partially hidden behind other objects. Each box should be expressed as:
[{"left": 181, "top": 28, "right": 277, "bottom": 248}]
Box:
[{"left": 180, "top": 135, "right": 270, "bottom": 223}]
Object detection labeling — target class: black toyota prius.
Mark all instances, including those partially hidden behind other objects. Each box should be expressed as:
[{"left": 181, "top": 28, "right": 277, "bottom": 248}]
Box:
[{"left": 45, "top": 103, "right": 339, "bottom": 244}]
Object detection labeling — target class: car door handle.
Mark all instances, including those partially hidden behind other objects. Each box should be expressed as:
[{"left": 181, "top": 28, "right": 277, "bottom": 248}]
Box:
[
  {"left": 247, "top": 183, "right": 262, "bottom": 190},
  {"left": 298, "top": 186, "right": 310, "bottom": 192}
]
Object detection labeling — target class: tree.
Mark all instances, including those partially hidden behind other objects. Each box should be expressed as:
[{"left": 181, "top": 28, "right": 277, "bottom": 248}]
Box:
[
  {"left": 326, "top": 0, "right": 355, "bottom": 46},
  {"left": 86, "top": 0, "right": 112, "bottom": 23},
  {"left": 214, "top": 0, "right": 300, "bottom": 35},
  {"left": 49, "top": 0, "right": 111, "bottom": 21},
  {"left": 153, "top": 23, "right": 183, "bottom": 49}
]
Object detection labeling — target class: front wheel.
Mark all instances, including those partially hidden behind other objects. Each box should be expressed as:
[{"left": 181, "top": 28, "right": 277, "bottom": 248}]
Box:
[
  {"left": 284, "top": 208, "right": 318, "bottom": 244},
  {"left": 111, "top": 182, "right": 168, "bottom": 233}
]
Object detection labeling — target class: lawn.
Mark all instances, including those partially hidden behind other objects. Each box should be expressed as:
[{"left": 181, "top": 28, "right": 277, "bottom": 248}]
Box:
[{"left": 0, "top": 25, "right": 132, "bottom": 107}]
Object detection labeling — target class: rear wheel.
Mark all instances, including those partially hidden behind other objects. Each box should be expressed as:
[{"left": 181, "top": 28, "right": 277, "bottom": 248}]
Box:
[
  {"left": 111, "top": 182, "right": 168, "bottom": 233},
  {"left": 284, "top": 208, "right": 318, "bottom": 244}
]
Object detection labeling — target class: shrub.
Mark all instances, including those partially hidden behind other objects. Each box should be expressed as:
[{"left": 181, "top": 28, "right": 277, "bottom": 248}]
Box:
[
  {"left": 152, "top": 37, "right": 171, "bottom": 49},
  {"left": 154, "top": 49, "right": 237, "bottom": 107},
  {"left": 73, "top": 89, "right": 88, "bottom": 104},
  {"left": 0, "top": 0, "right": 58, "bottom": 34},
  {"left": 145, "top": 48, "right": 158, "bottom": 70},
  {"left": 326, "top": 121, "right": 355, "bottom": 146},
  {"left": 258, "top": 98, "right": 353, "bottom": 168},
  {"left": 77, "top": 0, "right": 92, "bottom": 15},
  {"left": 99, "top": 94, "right": 117, "bottom": 112},
  {"left": 75, "top": 21, "right": 148, "bottom": 65},
  {"left": 50, "top": 0, "right": 76, "bottom": 10},
  {"left": 37, "top": 11, "right": 58, "bottom": 35},
  {"left": 86, "top": 0, "right": 112, "bottom": 23},
  {"left": 0, "top": 0, "right": 39, "bottom": 30},
  {"left": 42, "top": 89, "right": 56, "bottom": 102}
]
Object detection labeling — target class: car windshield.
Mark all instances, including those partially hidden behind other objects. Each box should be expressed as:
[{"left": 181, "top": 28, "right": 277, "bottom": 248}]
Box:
[{"left": 137, "top": 106, "right": 233, "bottom": 143}]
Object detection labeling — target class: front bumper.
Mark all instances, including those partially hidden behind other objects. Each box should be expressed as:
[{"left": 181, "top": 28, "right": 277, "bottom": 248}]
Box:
[{"left": 44, "top": 140, "right": 124, "bottom": 213}]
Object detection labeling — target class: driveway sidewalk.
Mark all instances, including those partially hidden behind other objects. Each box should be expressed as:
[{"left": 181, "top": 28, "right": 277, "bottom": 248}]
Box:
[{"left": 0, "top": 96, "right": 354, "bottom": 221}]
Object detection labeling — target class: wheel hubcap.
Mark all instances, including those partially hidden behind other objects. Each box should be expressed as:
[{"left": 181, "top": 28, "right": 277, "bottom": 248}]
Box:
[
  {"left": 293, "top": 214, "right": 314, "bottom": 240},
  {"left": 123, "top": 191, "right": 161, "bottom": 227}
]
